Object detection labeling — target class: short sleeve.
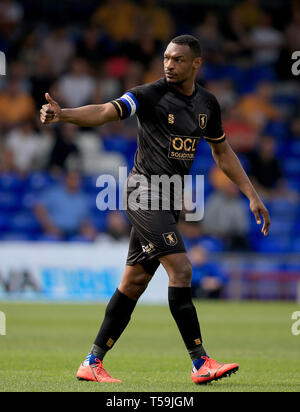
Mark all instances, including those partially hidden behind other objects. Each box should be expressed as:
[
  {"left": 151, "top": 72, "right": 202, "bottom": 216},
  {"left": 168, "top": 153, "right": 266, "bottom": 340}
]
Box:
[
  {"left": 110, "top": 79, "right": 166, "bottom": 120},
  {"left": 110, "top": 90, "right": 140, "bottom": 120},
  {"left": 204, "top": 94, "right": 226, "bottom": 144}
]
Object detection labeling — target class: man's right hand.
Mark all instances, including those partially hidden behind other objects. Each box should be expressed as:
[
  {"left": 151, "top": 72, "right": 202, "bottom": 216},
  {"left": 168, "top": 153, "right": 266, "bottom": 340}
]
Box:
[{"left": 40, "top": 93, "right": 61, "bottom": 124}]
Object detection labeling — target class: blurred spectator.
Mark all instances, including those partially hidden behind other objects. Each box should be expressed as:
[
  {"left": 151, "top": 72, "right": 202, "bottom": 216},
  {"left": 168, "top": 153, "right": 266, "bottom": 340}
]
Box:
[
  {"left": 233, "top": 0, "right": 264, "bottom": 31},
  {"left": 94, "top": 66, "right": 122, "bottom": 102},
  {"left": 139, "top": 0, "right": 174, "bottom": 42},
  {"left": 47, "top": 123, "right": 81, "bottom": 174},
  {"left": 0, "top": 146, "right": 15, "bottom": 173},
  {"left": 91, "top": 0, "right": 139, "bottom": 42},
  {"left": 89, "top": 84, "right": 105, "bottom": 106},
  {"left": 18, "top": 30, "right": 40, "bottom": 72},
  {"left": 57, "top": 58, "right": 96, "bottom": 108},
  {"left": 0, "top": 79, "right": 35, "bottom": 129},
  {"left": 189, "top": 245, "right": 227, "bottom": 299},
  {"left": 247, "top": 13, "right": 283, "bottom": 65},
  {"left": 30, "top": 53, "right": 56, "bottom": 110},
  {"left": 222, "top": 8, "right": 249, "bottom": 60},
  {"left": 42, "top": 26, "right": 75, "bottom": 76},
  {"left": 106, "top": 55, "right": 131, "bottom": 80},
  {"left": 223, "top": 104, "right": 258, "bottom": 153},
  {"left": 123, "top": 61, "right": 144, "bottom": 90},
  {"left": 248, "top": 136, "right": 298, "bottom": 201},
  {"left": 106, "top": 211, "right": 130, "bottom": 240},
  {"left": 205, "top": 79, "right": 237, "bottom": 114},
  {"left": 34, "top": 170, "right": 96, "bottom": 240},
  {"left": 285, "top": 7, "right": 300, "bottom": 51},
  {"left": 203, "top": 166, "right": 249, "bottom": 250},
  {"left": 7, "top": 60, "right": 31, "bottom": 92},
  {"left": 178, "top": 217, "right": 203, "bottom": 248},
  {"left": 142, "top": 55, "right": 164, "bottom": 84},
  {"left": 97, "top": 210, "right": 130, "bottom": 242},
  {"left": 236, "top": 82, "right": 280, "bottom": 131},
  {"left": 195, "top": 12, "right": 224, "bottom": 64},
  {"left": 124, "top": 22, "right": 161, "bottom": 67},
  {"left": 76, "top": 26, "right": 102, "bottom": 69},
  {"left": 5, "top": 122, "right": 41, "bottom": 173},
  {"left": 0, "top": 0, "right": 23, "bottom": 37},
  {"left": 178, "top": 203, "right": 226, "bottom": 251},
  {"left": 290, "top": 118, "right": 300, "bottom": 140}
]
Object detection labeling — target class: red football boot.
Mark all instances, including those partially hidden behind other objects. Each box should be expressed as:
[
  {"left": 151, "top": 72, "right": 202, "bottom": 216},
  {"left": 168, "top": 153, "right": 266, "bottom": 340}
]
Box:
[
  {"left": 191, "top": 355, "right": 239, "bottom": 384},
  {"left": 76, "top": 357, "right": 122, "bottom": 383}
]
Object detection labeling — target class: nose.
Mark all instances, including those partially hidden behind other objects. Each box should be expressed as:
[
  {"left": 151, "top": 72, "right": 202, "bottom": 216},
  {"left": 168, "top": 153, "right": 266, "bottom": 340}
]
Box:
[{"left": 165, "top": 58, "right": 174, "bottom": 71}]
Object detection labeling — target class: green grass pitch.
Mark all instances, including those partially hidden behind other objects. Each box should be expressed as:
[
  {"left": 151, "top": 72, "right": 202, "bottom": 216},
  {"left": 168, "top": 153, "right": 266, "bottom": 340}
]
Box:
[{"left": 0, "top": 300, "right": 299, "bottom": 392}]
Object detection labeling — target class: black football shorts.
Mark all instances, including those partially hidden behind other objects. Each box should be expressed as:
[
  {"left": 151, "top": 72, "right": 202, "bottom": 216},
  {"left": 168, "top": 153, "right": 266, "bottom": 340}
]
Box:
[{"left": 125, "top": 206, "right": 186, "bottom": 276}]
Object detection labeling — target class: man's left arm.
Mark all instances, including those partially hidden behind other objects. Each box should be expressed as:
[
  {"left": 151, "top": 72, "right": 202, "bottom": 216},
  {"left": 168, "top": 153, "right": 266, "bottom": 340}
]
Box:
[{"left": 208, "top": 139, "right": 271, "bottom": 236}]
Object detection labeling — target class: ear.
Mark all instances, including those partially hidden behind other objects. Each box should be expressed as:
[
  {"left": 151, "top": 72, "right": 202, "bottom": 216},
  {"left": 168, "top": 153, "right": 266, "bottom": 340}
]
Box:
[{"left": 193, "top": 57, "right": 202, "bottom": 70}]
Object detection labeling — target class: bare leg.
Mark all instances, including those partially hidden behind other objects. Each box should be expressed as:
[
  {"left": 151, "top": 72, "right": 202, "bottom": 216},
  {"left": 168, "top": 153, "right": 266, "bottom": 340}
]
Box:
[
  {"left": 118, "top": 263, "right": 153, "bottom": 300},
  {"left": 159, "top": 252, "right": 192, "bottom": 287}
]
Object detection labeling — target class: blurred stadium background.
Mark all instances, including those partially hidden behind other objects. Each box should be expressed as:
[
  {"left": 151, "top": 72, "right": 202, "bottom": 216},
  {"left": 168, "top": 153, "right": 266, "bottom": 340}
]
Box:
[{"left": 0, "top": 0, "right": 300, "bottom": 303}]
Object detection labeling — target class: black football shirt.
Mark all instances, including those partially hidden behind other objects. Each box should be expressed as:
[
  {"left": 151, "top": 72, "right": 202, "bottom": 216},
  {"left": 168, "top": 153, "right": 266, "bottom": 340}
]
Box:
[{"left": 111, "top": 77, "right": 225, "bottom": 180}]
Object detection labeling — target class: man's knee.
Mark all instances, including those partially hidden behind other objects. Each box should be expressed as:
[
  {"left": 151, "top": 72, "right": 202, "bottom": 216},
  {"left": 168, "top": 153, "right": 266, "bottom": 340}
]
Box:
[
  {"left": 171, "top": 261, "right": 193, "bottom": 286},
  {"left": 160, "top": 254, "right": 193, "bottom": 287},
  {"left": 127, "top": 273, "right": 150, "bottom": 295},
  {"left": 119, "top": 267, "right": 152, "bottom": 300}
]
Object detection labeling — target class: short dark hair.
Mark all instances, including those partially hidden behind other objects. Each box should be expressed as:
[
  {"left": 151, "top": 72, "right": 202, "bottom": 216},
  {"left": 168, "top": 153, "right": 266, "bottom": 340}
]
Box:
[{"left": 171, "top": 34, "right": 202, "bottom": 57}]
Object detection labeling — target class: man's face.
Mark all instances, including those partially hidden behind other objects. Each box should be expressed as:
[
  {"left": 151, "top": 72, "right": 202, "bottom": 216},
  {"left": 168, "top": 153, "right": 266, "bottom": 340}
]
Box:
[
  {"left": 163, "top": 42, "right": 201, "bottom": 85},
  {"left": 65, "top": 171, "right": 81, "bottom": 192}
]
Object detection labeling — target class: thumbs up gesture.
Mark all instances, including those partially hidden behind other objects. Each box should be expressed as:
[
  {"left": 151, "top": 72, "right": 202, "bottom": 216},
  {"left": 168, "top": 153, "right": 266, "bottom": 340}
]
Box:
[{"left": 40, "top": 93, "right": 61, "bottom": 124}]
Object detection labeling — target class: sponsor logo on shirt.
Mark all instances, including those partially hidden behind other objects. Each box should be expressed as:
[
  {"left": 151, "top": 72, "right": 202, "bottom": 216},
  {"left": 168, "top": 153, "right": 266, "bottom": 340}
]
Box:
[
  {"left": 168, "top": 114, "right": 175, "bottom": 124},
  {"left": 168, "top": 135, "right": 201, "bottom": 160}
]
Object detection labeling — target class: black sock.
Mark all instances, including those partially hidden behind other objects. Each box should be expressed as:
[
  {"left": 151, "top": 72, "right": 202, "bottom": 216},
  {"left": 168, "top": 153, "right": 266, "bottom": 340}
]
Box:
[
  {"left": 168, "top": 286, "right": 206, "bottom": 361},
  {"left": 92, "top": 288, "right": 137, "bottom": 360}
]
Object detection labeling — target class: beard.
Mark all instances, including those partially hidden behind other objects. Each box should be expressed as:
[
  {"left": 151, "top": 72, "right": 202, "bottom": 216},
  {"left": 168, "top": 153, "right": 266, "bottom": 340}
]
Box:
[{"left": 164, "top": 75, "right": 186, "bottom": 86}]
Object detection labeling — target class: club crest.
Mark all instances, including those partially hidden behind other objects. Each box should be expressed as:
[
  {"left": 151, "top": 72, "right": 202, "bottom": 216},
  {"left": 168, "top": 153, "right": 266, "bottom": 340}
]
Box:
[
  {"left": 199, "top": 114, "right": 207, "bottom": 129},
  {"left": 162, "top": 232, "right": 178, "bottom": 246}
]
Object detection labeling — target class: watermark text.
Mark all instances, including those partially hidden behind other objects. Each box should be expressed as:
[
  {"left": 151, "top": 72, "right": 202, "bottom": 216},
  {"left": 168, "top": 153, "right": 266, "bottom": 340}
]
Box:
[
  {"left": 95, "top": 167, "right": 205, "bottom": 222},
  {"left": 0, "top": 51, "right": 6, "bottom": 75},
  {"left": 0, "top": 311, "right": 6, "bottom": 335},
  {"left": 291, "top": 311, "right": 300, "bottom": 336},
  {"left": 291, "top": 51, "right": 300, "bottom": 76}
]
